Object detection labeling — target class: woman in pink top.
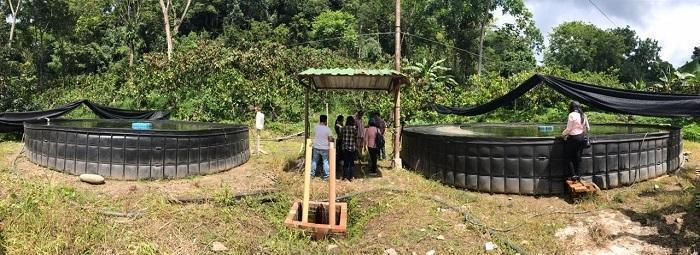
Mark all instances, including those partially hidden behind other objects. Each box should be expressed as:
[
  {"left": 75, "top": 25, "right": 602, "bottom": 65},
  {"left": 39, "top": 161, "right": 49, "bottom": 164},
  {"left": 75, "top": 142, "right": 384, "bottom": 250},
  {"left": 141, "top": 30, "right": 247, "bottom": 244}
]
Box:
[
  {"left": 364, "top": 119, "right": 380, "bottom": 176},
  {"left": 561, "top": 101, "right": 589, "bottom": 181}
]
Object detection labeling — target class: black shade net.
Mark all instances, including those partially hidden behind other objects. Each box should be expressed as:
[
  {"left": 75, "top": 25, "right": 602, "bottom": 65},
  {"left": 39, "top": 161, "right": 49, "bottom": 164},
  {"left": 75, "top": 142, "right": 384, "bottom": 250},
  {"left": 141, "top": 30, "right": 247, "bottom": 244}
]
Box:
[
  {"left": 0, "top": 100, "right": 170, "bottom": 132},
  {"left": 436, "top": 74, "right": 700, "bottom": 117}
]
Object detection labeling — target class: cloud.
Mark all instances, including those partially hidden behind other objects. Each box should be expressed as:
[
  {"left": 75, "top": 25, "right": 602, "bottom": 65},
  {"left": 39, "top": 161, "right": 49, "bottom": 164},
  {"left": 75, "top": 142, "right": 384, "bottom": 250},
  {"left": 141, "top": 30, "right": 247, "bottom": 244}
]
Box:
[{"left": 503, "top": 0, "right": 700, "bottom": 67}]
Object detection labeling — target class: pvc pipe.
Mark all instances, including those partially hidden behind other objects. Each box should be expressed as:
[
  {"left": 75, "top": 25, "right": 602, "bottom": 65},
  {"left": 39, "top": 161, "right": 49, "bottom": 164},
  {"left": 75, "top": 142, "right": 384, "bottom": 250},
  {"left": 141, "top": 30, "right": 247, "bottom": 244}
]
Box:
[
  {"left": 328, "top": 142, "right": 336, "bottom": 227},
  {"left": 302, "top": 139, "right": 313, "bottom": 223}
]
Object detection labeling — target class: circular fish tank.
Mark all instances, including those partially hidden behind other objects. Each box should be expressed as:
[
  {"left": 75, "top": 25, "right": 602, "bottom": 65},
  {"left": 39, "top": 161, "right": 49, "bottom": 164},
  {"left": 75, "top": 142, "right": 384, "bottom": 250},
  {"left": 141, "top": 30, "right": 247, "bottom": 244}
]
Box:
[
  {"left": 401, "top": 123, "right": 682, "bottom": 195},
  {"left": 23, "top": 119, "right": 249, "bottom": 180}
]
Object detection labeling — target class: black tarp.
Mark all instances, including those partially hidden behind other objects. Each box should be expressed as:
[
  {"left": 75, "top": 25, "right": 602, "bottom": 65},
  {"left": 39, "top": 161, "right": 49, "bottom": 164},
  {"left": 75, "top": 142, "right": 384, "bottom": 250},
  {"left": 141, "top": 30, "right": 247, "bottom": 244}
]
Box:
[
  {"left": 83, "top": 101, "right": 170, "bottom": 120},
  {"left": 0, "top": 100, "right": 170, "bottom": 132},
  {"left": 436, "top": 74, "right": 700, "bottom": 117}
]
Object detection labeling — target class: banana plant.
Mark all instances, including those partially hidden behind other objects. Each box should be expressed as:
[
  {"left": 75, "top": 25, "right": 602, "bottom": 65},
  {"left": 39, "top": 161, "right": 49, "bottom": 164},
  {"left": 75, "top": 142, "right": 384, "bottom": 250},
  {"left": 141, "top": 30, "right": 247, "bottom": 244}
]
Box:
[
  {"left": 624, "top": 80, "right": 647, "bottom": 91},
  {"left": 654, "top": 70, "right": 696, "bottom": 93},
  {"left": 404, "top": 58, "right": 458, "bottom": 87}
]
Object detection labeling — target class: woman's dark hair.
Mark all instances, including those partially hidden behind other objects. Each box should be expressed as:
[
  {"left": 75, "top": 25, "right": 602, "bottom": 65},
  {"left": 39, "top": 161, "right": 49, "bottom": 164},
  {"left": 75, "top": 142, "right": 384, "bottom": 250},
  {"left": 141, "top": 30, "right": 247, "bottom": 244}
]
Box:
[
  {"left": 335, "top": 115, "right": 344, "bottom": 125},
  {"left": 368, "top": 118, "right": 377, "bottom": 127},
  {"left": 345, "top": 116, "right": 355, "bottom": 126},
  {"left": 568, "top": 101, "right": 585, "bottom": 124}
]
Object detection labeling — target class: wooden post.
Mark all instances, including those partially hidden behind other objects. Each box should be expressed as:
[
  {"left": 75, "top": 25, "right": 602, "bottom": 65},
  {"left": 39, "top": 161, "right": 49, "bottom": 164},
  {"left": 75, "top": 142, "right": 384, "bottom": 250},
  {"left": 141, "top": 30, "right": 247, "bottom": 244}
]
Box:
[
  {"left": 392, "top": 83, "right": 402, "bottom": 169},
  {"left": 328, "top": 142, "right": 336, "bottom": 227},
  {"left": 302, "top": 139, "right": 313, "bottom": 223},
  {"left": 304, "top": 87, "right": 310, "bottom": 152},
  {"left": 392, "top": 0, "right": 403, "bottom": 169},
  {"left": 256, "top": 131, "right": 261, "bottom": 155}
]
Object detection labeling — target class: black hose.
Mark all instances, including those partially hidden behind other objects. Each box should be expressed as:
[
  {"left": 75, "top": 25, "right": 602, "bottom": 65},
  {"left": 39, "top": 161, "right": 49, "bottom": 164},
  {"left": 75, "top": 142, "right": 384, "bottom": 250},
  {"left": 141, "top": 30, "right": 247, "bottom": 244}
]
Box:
[
  {"left": 630, "top": 132, "right": 649, "bottom": 186},
  {"left": 11, "top": 133, "right": 26, "bottom": 174}
]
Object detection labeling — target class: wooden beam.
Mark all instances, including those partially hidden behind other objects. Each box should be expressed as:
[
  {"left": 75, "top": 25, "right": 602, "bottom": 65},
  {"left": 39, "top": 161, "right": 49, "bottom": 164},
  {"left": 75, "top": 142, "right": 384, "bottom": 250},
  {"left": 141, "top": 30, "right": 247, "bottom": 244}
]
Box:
[
  {"left": 304, "top": 86, "right": 310, "bottom": 146},
  {"left": 392, "top": 0, "right": 403, "bottom": 169},
  {"left": 302, "top": 139, "right": 313, "bottom": 223},
  {"left": 328, "top": 142, "right": 336, "bottom": 227}
]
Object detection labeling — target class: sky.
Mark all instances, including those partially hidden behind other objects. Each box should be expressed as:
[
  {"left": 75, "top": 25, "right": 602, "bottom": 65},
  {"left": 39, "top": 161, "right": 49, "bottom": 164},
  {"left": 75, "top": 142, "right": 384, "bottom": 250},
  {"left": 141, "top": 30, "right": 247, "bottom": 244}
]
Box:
[{"left": 499, "top": 0, "right": 700, "bottom": 68}]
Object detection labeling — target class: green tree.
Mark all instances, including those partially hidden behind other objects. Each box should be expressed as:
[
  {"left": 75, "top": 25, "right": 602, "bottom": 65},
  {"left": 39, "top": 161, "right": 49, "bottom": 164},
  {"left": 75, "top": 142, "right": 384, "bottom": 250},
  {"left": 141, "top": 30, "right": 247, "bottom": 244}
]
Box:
[
  {"left": 310, "top": 10, "right": 358, "bottom": 53},
  {"left": 545, "top": 21, "right": 625, "bottom": 73},
  {"left": 611, "top": 27, "right": 667, "bottom": 83},
  {"left": 157, "top": 0, "right": 193, "bottom": 60},
  {"left": 483, "top": 24, "right": 537, "bottom": 77}
]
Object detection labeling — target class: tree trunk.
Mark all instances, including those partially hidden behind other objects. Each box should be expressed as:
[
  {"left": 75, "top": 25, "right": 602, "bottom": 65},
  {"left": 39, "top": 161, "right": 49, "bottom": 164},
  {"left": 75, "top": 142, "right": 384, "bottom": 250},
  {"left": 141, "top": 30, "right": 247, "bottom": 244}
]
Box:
[
  {"left": 158, "top": 0, "right": 173, "bottom": 60},
  {"left": 9, "top": 16, "right": 17, "bottom": 47},
  {"left": 7, "top": 18, "right": 17, "bottom": 48},
  {"left": 128, "top": 45, "right": 135, "bottom": 66},
  {"left": 171, "top": 0, "right": 192, "bottom": 36},
  {"left": 7, "top": 0, "right": 21, "bottom": 48},
  {"left": 477, "top": 21, "right": 485, "bottom": 76}
]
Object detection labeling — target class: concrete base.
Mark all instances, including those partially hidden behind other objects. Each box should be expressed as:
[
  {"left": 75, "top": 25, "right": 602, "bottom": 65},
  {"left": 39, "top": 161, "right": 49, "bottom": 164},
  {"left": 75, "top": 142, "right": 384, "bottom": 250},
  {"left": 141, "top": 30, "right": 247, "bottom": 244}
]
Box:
[{"left": 392, "top": 157, "right": 402, "bottom": 170}]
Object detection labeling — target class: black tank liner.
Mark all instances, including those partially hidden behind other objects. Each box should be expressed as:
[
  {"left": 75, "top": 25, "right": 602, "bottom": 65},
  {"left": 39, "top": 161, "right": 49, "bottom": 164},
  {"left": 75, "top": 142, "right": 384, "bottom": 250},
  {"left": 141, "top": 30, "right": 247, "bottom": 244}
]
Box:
[
  {"left": 23, "top": 119, "right": 249, "bottom": 180},
  {"left": 401, "top": 124, "right": 682, "bottom": 195}
]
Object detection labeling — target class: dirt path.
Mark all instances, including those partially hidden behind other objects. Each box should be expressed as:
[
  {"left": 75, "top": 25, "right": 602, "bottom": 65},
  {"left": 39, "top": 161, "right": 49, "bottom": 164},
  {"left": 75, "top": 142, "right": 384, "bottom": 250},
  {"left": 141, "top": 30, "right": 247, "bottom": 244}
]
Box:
[{"left": 551, "top": 144, "right": 700, "bottom": 255}]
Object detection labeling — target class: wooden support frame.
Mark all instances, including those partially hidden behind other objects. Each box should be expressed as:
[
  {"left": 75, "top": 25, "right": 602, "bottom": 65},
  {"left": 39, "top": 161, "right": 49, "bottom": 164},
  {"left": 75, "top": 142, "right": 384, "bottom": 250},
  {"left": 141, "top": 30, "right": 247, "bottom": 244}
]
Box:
[{"left": 300, "top": 77, "right": 406, "bottom": 168}]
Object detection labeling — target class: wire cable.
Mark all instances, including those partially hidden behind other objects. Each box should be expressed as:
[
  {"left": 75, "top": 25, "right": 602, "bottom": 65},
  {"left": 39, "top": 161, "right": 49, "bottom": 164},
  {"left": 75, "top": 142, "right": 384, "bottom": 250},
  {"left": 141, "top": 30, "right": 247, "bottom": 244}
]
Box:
[
  {"left": 286, "top": 32, "right": 395, "bottom": 47},
  {"left": 286, "top": 31, "right": 491, "bottom": 63},
  {"left": 401, "top": 32, "right": 486, "bottom": 59},
  {"left": 587, "top": 0, "right": 618, "bottom": 27}
]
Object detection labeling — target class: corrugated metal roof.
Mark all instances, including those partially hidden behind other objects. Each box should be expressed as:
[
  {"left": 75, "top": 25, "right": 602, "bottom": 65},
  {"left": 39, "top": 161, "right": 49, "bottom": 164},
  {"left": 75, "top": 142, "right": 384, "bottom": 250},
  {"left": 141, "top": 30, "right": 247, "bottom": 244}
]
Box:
[{"left": 298, "top": 68, "right": 408, "bottom": 91}]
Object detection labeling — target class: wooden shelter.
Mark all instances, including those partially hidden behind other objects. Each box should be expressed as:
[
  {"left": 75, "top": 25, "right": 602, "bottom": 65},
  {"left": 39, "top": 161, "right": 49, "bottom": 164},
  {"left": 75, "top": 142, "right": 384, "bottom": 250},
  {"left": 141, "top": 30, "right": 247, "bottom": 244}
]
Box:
[{"left": 298, "top": 68, "right": 409, "bottom": 168}]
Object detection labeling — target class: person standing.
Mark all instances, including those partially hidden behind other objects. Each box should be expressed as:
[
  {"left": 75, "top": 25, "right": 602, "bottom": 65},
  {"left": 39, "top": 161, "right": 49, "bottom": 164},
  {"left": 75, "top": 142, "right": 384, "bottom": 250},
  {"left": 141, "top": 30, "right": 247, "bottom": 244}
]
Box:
[
  {"left": 561, "top": 101, "right": 590, "bottom": 181},
  {"left": 334, "top": 115, "right": 345, "bottom": 178},
  {"left": 340, "top": 116, "right": 358, "bottom": 181},
  {"left": 311, "top": 115, "right": 333, "bottom": 180},
  {"left": 334, "top": 115, "right": 344, "bottom": 144},
  {"left": 254, "top": 106, "right": 267, "bottom": 155},
  {"left": 364, "top": 118, "right": 381, "bottom": 176},
  {"left": 354, "top": 111, "right": 365, "bottom": 151},
  {"left": 372, "top": 112, "right": 387, "bottom": 160}
]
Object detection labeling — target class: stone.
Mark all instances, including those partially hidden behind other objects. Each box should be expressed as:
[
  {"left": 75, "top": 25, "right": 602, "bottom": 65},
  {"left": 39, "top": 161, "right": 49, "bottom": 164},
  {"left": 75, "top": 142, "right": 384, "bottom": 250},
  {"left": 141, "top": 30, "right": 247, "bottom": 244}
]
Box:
[
  {"left": 654, "top": 184, "right": 660, "bottom": 190},
  {"left": 484, "top": 242, "right": 497, "bottom": 251},
  {"left": 675, "top": 218, "right": 683, "bottom": 224},
  {"left": 385, "top": 248, "right": 398, "bottom": 255},
  {"left": 435, "top": 235, "right": 445, "bottom": 240},
  {"left": 327, "top": 244, "right": 338, "bottom": 251},
  {"left": 79, "top": 174, "right": 105, "bottom": 185},
  {"left": 426, "top": 250, "right": 436, "bottom": 255},
  {"left": 211, "top": 241, "right": 228, "bottom": 252}
]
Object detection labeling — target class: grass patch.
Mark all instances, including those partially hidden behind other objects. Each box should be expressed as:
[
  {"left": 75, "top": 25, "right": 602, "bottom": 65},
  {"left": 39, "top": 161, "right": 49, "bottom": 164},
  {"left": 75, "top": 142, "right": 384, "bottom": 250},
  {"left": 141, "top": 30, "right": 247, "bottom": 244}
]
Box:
[{"left": 0, "top": 136, "right": 697, "bottom": 254}]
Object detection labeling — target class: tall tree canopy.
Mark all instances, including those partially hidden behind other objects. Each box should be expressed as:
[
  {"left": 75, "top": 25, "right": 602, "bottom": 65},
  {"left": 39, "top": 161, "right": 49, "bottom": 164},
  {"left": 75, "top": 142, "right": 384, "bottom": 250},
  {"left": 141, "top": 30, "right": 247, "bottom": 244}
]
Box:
[
  {"left": 546, "top": 22, "right": 672, "bottom": 84},
  {"left": 1, "top": 0, "right": 694, "bottom": 124}
]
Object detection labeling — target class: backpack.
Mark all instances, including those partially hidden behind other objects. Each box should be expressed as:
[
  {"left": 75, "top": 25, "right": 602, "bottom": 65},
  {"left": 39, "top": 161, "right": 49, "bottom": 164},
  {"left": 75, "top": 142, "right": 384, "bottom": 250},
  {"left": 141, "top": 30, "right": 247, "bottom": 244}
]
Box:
[{"left": 375, "top": 128, "right": 385, "bottom": 149}]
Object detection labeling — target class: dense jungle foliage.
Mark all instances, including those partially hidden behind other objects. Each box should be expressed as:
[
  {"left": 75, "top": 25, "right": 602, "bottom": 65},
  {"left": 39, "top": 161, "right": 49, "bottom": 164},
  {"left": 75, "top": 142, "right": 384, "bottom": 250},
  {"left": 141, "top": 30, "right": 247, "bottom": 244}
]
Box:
[{"left": 1, "top": 0, "right": 700, "bottom": 136}]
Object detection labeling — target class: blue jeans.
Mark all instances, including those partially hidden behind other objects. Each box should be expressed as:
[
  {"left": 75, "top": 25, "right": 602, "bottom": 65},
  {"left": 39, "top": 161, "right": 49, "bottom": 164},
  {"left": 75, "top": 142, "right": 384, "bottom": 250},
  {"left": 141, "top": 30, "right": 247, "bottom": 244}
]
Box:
[{"left": 311, "top": 148, "right": 330, "bottom": 179}]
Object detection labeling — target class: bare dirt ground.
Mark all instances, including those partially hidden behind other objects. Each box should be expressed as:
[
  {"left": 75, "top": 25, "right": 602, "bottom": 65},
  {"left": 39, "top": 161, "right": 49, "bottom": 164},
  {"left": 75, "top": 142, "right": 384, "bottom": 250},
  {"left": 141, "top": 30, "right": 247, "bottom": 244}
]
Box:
[{"left": 0, "top": 134, "right": 698, "bottom": 254}]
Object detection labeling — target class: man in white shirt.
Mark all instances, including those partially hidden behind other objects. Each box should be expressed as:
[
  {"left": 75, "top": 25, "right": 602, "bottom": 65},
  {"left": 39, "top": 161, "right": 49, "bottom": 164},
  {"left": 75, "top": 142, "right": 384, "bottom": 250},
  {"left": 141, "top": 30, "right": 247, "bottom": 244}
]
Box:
[
  {"left": 311, "top": 115, "right": 333, "bottom": 180},
  {"left": 254, "top": 107, "right": 267, "bottom": 155}
]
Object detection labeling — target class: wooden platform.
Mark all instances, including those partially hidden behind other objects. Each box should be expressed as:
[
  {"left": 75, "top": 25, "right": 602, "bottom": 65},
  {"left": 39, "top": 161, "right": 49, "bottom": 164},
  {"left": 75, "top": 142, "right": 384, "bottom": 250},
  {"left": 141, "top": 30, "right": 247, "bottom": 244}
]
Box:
[
  {"left": 284, "top": 201, "right": 348, "bottom": 239},
  {"left": 566, "top": 180, "right": 598, "bottom": 195}
]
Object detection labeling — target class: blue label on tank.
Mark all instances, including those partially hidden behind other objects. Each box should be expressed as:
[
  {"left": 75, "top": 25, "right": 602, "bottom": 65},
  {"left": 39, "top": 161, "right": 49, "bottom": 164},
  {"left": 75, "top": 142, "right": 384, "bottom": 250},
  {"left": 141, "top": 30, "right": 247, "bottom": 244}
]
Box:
[{"left": 131, "top": 122, "right": 153, "bottom": 130}]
